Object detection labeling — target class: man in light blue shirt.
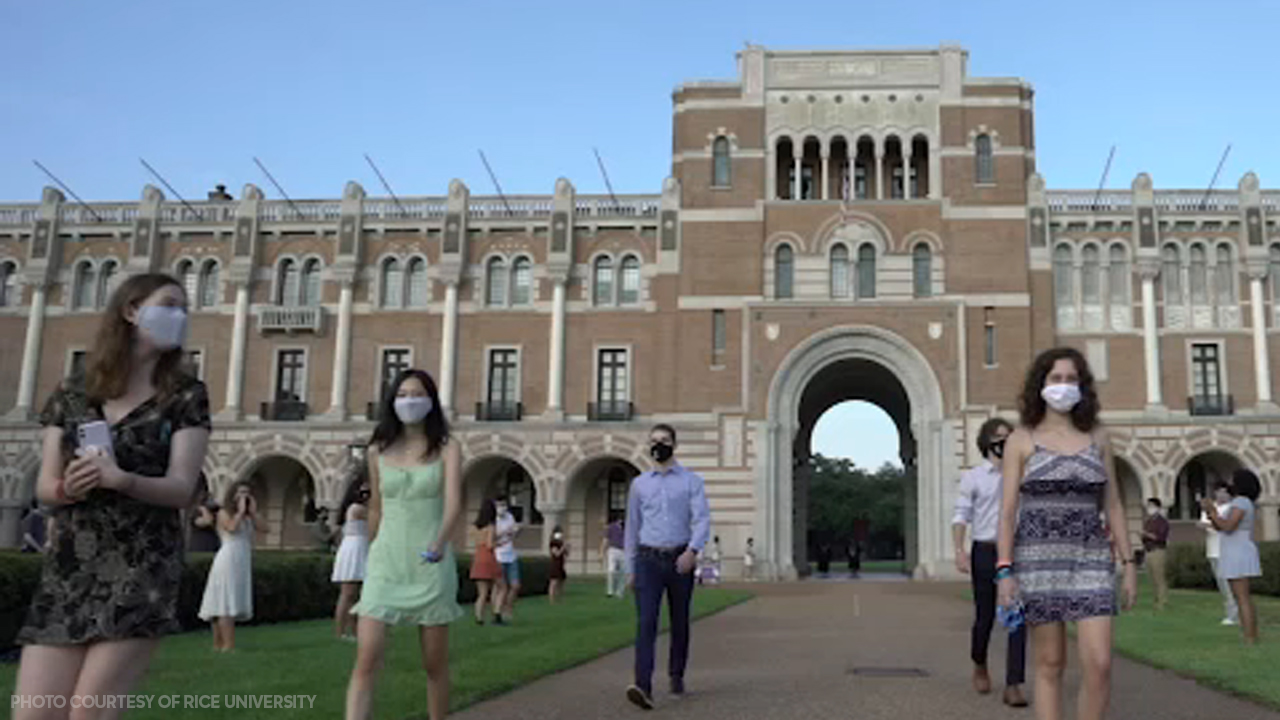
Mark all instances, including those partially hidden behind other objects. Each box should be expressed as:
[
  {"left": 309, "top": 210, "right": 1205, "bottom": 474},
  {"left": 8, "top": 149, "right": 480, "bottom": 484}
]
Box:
[{"left": 624, "top": 423, "right": 711, "bottom": 710}]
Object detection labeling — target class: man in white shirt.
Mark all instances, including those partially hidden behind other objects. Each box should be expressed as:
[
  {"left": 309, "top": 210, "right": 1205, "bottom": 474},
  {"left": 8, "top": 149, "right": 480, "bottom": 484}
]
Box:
[
  {"left": 952, "top": 417, "right": 1027, "bottom": 708},
  {"left": 493, "top": 496, "right": 522, "bottom": 624},
  {"left": 1198, "top": 479, "right": 1239, "bottom": 625}
]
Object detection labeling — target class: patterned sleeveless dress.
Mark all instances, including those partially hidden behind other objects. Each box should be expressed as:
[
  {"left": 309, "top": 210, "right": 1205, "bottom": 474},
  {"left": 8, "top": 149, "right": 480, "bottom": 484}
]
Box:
[{"left": 1013, "top": 439, "right": 1116, "bottom": 625}]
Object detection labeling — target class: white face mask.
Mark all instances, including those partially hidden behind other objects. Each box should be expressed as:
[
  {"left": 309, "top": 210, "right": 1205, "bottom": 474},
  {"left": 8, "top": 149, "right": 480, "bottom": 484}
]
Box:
[
  {"left": 553, "top": 532, "right": 563, "bottom": 540},
  {"left": 1041, "top": 383, "right": 1081, "bottom": 413},
  {"left": 394, "top": 396, "right": 433, "bottom": 424},
  {"left": 137, "top": 306, "right": 187, "bottom": 350}
]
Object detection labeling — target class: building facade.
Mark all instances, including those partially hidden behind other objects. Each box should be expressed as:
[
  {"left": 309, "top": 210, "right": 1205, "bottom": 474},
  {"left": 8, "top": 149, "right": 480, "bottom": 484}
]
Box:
[{"left": 1, "top": 44, "right": 1278, "bottom": 577}]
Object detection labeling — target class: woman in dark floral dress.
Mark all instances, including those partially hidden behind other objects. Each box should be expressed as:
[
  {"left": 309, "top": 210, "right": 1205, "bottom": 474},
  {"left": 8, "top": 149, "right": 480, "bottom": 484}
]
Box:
[{"left": 13, "top": 273, "right": 210, "bottom": 719}]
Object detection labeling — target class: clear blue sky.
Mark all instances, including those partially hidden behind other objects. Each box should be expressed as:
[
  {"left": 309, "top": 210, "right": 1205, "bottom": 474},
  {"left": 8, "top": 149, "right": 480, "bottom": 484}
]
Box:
[
  {"left": 3, "top": 1, "right": 1270, "bottom": 469},
  {"left": 2, "top": 0, "right": 1277, "bottom": 202},
  {"left": 812, "top": 402, "right": 902, "bottom": 470}
]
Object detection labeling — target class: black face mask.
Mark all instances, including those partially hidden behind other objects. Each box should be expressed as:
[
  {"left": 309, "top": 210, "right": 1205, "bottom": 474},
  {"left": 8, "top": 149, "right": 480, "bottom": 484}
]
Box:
[
  {"left": 357, "top": 490, "right": 370, "bottom": 502},
  {"left": 989, "top": 439, "right": 1006, "bottom": 459},
  {"left": 650, "top": 442, "right": 675, "bottom": 463}
]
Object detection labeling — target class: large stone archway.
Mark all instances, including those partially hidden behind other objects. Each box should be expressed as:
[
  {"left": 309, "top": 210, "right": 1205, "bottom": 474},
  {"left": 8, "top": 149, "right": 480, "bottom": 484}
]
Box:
[{"left": 764, "top": 325, "right": 949, "bottom": 580}]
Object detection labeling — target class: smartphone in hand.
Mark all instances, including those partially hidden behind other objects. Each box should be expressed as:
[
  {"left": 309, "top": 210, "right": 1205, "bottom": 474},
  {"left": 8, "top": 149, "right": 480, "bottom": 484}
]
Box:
[{"left": 76, "top": 421, "right": 114, "bottom": 458}]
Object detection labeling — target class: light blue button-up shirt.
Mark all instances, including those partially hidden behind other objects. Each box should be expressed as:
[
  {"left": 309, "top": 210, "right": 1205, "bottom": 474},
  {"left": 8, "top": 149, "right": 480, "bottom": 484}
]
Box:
[{"left": 624, "top": 462, "right": 712, "bottom": 574}]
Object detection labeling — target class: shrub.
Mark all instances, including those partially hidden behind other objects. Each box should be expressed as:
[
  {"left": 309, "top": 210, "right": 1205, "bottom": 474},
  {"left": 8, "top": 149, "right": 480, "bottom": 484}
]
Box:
[
  {"left": 2, "top": 549, "right": 551, "bottom": 650},
  {"left": 1165, "top": 541, "right": 1280, "bottom": 597}
]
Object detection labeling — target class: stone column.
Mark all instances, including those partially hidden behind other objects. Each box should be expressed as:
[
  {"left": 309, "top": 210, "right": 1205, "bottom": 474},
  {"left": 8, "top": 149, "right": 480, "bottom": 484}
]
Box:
[
  {"left": 439, "top": 279, "right": 459, "bottom": 416},
  {"left": 792, "top": 157, "right": 802, "bottom": 200},
  {"left": 325, "top": 275, "right": 355, "bottom": 420},
  {"left": 1258, "top": 499, "right": 1279, "bottom": 541},
  {"left": 1248, "top": 264, "right": 1274, "bottom": 407},
  {"left": 547, "top": 276, "right": 567, "bottom": 419},
  {"left": 821, "top": 152, "right": 830, "bottom": 200},
  {"left": 9, "top": 284, "right": 48, "bottom": 420},
  {"left": 874, "top": 145, "right": 884, "bottom": 200},
  {"left": 1139, "top": 263, "right": 1163, "bottom": 410},
  {"left": 221, "top": 280, "right": 250, "bottom": 420},
  {"left": 901, "top": 152, "right": 911, "bottom": 199}
]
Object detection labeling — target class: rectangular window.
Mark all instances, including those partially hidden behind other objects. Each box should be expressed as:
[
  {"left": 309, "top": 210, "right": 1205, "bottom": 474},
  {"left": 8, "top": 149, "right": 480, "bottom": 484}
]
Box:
[
  {"left": 486, "top": 349, "right": 519, "bottom": 409},
  {"left": 608, "top": 473, "right": 629, "bottom": 519},
  {"left": 184, "top": 350, "right": 204, "bottom": 380},
  {"left": 275, "top": 349, "right": 306, "bottom": 403},
  {"left": 1086, "top": 340, "right": 1109, "bottom": 382},
  {"left": 1190, "top": 343, "right": 1222, "bottom": 410},
  {"left": 597, "top": 349, "right": 628, "bottom": 407},
  {"left": 983, "top": 307, "right": 996, "bottom": 367},
  {"left": 712, "top": 310, "right": 726, "bottom": 365},
  {"left": 69, "top": 350, "right": 88, "bottom": 379},
  {"left": 379, "top": 348, "right": 411, "bottom": 400}
]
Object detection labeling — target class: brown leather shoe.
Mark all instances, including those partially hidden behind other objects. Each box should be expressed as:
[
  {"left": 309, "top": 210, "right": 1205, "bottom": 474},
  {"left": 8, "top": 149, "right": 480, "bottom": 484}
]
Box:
[
  {"left": 972, "top": 666, "right": 992, "bottom": 694},
  {"left": 1003, "top": 685, "right": 1029, "bottom": 707}
]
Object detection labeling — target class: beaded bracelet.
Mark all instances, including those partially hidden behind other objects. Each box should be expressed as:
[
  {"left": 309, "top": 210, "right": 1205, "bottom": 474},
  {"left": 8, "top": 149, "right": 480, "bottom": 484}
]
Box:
[{"left": 995, "top": 566, "right": 1014, "bottom": 580}]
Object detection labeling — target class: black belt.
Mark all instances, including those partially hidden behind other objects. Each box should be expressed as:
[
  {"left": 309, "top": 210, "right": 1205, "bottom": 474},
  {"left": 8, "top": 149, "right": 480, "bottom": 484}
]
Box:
[
  {"left": 972, "top": 540, "right": 997, "bottom": 546},
  {"left": 639, "top": 544, "right": 687, "bottom": 557}
]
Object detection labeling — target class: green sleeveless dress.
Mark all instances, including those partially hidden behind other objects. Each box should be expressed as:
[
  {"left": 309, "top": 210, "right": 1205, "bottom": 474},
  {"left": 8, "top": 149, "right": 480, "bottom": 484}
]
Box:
[{"left": 351, "top": 457, "right": 463, "bottom": 627}]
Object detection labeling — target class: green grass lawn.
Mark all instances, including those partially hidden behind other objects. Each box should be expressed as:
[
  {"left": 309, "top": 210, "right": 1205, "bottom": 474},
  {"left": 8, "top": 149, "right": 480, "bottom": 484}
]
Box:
[
  {"left": 1110, "top": 576, "right": 1280, "bottom": 709},
  {"left": 859, "top": 559, "right": 908, "bottom": 574},
  {"left": 2, "top": 583, "right": 751, "bottom": 719}
]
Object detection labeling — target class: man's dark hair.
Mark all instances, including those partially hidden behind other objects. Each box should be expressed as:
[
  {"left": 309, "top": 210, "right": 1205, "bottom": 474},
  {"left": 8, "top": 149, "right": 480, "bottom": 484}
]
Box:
[
  {"left": 1147, "top": 497, "right": 1162, "bottom": 508},
  {"left": 1231, "top": 469, "right": 1262, "bottom": 502},
  {"left": 976, "top": 417, "right": 1013, "bottom": 457},
  {"left": 651, "top": 423, "right": 678, "bottom": 444}
]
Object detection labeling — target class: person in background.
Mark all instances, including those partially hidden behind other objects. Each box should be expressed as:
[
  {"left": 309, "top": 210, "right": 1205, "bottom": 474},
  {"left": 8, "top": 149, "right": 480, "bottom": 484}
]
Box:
[
  {"left": 492, "top": 495, "right": 522, "bottom": 624},
  {"left": 346, "top": 368, "right": 464, "bottom": 720},
  {"left": 743, "top": 537, "right": 757, "bottom": 581},
  {"left": 13, "top": 273, "right": 212, "bottom": 720},
  {"left": 20, "top": 501, "right": 48, "bottom": 554},
  {"left": 199, "top": 481, "right": 264, "bottom": 651},
  {"left": 1142, "top": 497, "right": 1170, "bottom": 611},
  {"left": 952, "top": 416, "right": 1027, "bottom": 708},
  {"left": 1198, "top": 479, "right": 1239, "bottom": 626},
  {"left": 846, "top": 541, "right": 861, "bottom": 577},
  {"left": 601, "top": 517, "right": 627, "bottom": 598},
  {"left": 189, "top": 493, "right": 221, "bottom": 554},
  {"left": 1202, "top": 469, "right": 1264, "bottom": 645},
  {"left": 549, "top": 525, "right": 569, "bottom": 604},
  {"left": 332, "top": 466, "right": 371, "bottom": 640},
  {"left": 469, "top": 499, "right": 501, "bottom": 624},
  {"left": 624, "top": 423, "right": 711, "bottom": 710}
]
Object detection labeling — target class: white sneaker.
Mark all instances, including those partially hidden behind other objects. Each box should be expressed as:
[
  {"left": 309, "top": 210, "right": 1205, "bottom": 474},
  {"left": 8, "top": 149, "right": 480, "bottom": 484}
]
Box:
[{"left": 1222, "top": 618, "right": 1238, "bottom": 626}]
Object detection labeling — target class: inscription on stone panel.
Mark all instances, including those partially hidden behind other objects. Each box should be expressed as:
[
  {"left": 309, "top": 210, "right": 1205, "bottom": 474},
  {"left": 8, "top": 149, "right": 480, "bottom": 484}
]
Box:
[{"left": 767, "top": 55, "right": 939, "bottom": 88}]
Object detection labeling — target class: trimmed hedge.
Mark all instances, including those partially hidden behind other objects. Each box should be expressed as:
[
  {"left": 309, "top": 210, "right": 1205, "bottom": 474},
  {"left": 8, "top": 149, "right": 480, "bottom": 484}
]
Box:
[
  {"left": 1165, "top": 541, "right": 1280, "bottom": 597},
  {"left": 1, "top": 549, "right": 550, "bottom": 650}
]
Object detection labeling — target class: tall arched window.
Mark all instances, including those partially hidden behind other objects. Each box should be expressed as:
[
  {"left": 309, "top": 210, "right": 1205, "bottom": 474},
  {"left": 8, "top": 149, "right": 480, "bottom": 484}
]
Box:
[
  {"left": 593, "top": 256, "right": 614, "bottom": 306},
  {"left": 1081, "top": 245, "right": 1101, "bottom": 305},
  {"left": 1108, "top": 245, "right": 1129, "bottom": 306},
  {"left": 406, "top": 257, "right": 428, "bottom": 307},
  {"left": 299, "top": 259, "right": 321, "bottom": 307},
  {"left": 73, "top": 262, "right": 96, "bottom": 311},
  {"left": 830, "top": 245, "right": 850, "bottom": 298},
  {"left": 912, "top": 243, "right": 932, "bottom": 298},
  {"left": 199, "top": 260, "right": 219, "bottom": 309},
  {"left": 96, "top": 260, "right": 117, "bottom": 309},
  {"left": 1053, "top": 245, "right": 1074, "bottom": 306},
  {"left": 278, "top": 259, "right": 299, "bottom": 306},
  {"left": 486, "top": 257, "right": 508, "bottom": 306},
  {"left": 380, "top": 258, "right": 403, "bottom": 308},
  {"left": 177, "top": 260, "right": 197, "bottom": 302},
  {"left": 1215, "top": 244, "right": 1235, "bottom": 304},
  {"left": 1189, "top": 244, "right": 1208, "bottom": 304},
  {"left": 775, "top": 245, "right": 793, "bottom": 299},
  {"left": 511, "top": 257, "right": 532, "bottom": 305},
  {"left": 975, "top": 134, "right": 994, "bottom": 184},
  {"left": 856, "top": 244, "right": 876, "bottom": 299},
  {"left": 712, "top": 136, "right": 731, "bottom": 187},
  {"left": 0, "top": 261, "right": 16, "bottom": 307},
  {"left": 619, "top": 256, "right": 640, "bottom": 305},
  {"left": 1161, "top": 244, "right": 1182, "bottom": 305}
]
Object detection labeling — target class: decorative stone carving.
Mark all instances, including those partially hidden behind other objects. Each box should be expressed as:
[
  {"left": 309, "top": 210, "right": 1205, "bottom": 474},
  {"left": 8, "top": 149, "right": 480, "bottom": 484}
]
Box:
[{"left": 241, "top": 184, "right": 263, "bottom": 201}]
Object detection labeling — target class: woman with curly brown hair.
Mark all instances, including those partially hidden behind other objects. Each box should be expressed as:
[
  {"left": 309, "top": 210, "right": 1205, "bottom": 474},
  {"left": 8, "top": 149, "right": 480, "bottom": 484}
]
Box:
[{"left": 996, "top": 347, "right": 1138, "bottom": 720}]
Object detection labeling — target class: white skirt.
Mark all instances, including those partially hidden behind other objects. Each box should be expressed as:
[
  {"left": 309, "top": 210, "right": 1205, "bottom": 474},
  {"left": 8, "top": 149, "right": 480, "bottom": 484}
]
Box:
[
  {"left": 198, "top": 538, "right": 253, "bottom": 621},
  {"left": 331, "top": 534, "right": 370, "bottom": 583}
]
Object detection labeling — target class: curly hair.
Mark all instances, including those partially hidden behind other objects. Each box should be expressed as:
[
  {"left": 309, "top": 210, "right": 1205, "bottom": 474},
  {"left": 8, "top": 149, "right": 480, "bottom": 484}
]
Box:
[{"left": 1018, "top": 347, "right": 1100, "bottom": 432}]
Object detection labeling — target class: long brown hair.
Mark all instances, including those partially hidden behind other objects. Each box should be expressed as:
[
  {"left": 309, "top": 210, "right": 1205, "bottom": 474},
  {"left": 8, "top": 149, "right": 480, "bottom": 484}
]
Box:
[
  {"left": 84, "top": 273, "right": 188, "bottom": 403},
  {"left": 222, "top": 480, "right": 253, "bottom": 511},
  {"left": 1017, "top": 347, "right": 1100, "bottom": 433}
]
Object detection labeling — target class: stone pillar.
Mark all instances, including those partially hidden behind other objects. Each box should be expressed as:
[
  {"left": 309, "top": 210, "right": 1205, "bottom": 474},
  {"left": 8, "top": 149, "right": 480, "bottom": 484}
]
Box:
[
  {"left": 1257, "top": 499, "right": 1279, "bottom": 541},
  {"left": 222, "top": 281, "right": 250, "bottom": 420},
  {"left": 326, "top": 181, "right": 366, "bottom": 420},
  {"left": 326, "top": 276, "right": 355, "bottom": 420},
  {"left": 8, "top": 187, "right": 65, "bottom": 421},
  {"left": 439, "top": 280, "right": 459, "bottom": 415},
  {"left": 545, "top": 179, "right": 575, "bottom": 420},
  {"left": 902, "top": 151, "right": 911, "bottom": 199},
  {"left": 792, "top": 157, "right": 801, "bottom": 200},
  {"left": 874, "top": 145, "right": 884, "bottom": 200},
  {"left": 821, "top": 153, "right": 830, "bottom": 200},
  {"left": 1248, "top": 266, "right": 1273, "bottom": 407},
  {"left": 1138, "top": 263, "right": 1163, "bottom": 410},
  {"left": 10, "top": 284, "right": 48, "bottom": 420},
  {"left": 548, "top": 279, "right": 567, "bottom": 418},
  {"left": 218, "top": 184, "right": 264, "bottom": 421}
]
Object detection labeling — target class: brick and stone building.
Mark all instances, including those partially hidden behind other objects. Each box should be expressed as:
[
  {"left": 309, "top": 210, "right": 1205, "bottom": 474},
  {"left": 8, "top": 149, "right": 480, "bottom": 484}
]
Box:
[{"left": 0, "top": 44, "right": 1277, "bottom": 577}]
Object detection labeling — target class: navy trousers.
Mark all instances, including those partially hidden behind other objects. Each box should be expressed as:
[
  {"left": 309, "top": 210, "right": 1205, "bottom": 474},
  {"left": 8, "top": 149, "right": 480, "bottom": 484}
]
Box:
[
  {"left": 971, "top": 541, "right": 1027, "bottom": 686},
  {"left": 633, "top": 550, "right": 695, "bottom": 694}
]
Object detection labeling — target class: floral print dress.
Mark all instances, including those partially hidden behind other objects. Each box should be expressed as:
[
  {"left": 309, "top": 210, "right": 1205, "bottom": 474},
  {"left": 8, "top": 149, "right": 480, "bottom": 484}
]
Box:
[{"left": 17, "top": 376, "right": 211, "bottom": 645}]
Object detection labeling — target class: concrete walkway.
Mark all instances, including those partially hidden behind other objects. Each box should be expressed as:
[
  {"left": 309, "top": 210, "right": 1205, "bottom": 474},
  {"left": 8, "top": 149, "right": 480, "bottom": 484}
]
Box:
[{"left": 452, "top": 580, "right": 1280, "bottom": 720}]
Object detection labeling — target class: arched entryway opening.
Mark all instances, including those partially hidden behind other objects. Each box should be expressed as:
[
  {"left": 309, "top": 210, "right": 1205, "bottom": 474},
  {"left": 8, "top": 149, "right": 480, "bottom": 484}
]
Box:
[
  {"left": 566, "top": 456, "right": 642, "bottom": 575},
  {"left": 461, "top": 456, "right": 543, "bottom": 555},
  {"left": 766, "top": 325, "right": 949, "bottom": 581},
  {"left": 238, "top": 455, "right": 322, "bottom": 550}
]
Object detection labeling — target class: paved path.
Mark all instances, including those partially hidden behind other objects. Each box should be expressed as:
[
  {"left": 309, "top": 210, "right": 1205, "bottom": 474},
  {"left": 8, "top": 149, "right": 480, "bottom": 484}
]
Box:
[{"left": 453, "top": 580, "right": 1280, "bottom": 720}]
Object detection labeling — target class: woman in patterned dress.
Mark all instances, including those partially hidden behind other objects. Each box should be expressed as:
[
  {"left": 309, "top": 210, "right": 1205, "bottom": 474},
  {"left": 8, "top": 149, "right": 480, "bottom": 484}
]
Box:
[
  {"left": 13, "top": 273, "right": 211, "bottom": 720},
  {"left": 997, "top": 347, "right": 1138, "bottom": 720}
]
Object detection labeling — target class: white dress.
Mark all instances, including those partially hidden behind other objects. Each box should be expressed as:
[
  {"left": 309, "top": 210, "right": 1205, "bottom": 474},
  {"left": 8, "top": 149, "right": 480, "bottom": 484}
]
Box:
[
  {"left": 331, "top": 508, "right": 369, "bottom": 583},
  {"left": 198, "top": 517, "right": 254, "bottom": 621}
]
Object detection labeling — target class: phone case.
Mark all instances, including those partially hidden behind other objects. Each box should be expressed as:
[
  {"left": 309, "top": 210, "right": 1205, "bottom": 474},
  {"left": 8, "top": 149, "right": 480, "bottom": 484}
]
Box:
[{"left": 77, "top": 421, "right": 114, "bottom": 454}]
